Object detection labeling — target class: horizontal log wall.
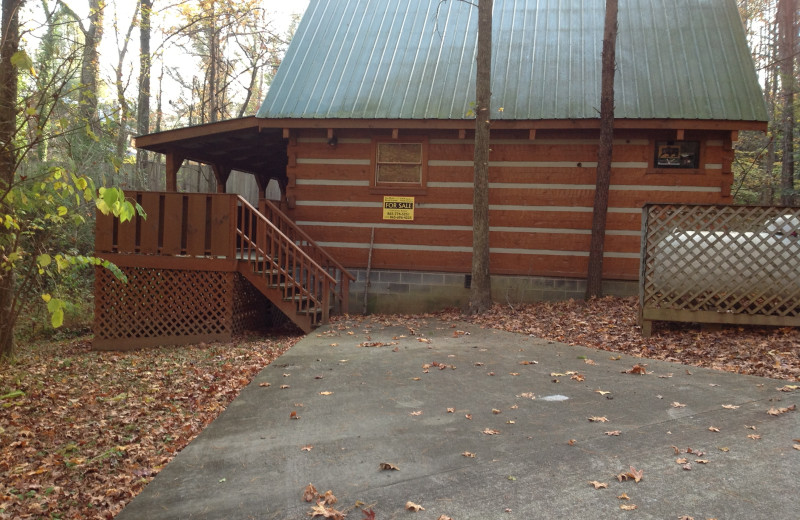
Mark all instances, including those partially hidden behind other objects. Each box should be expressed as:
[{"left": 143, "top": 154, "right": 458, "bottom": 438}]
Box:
[{"left": 285, "top": 128, "right": 733, "bottom": 280}]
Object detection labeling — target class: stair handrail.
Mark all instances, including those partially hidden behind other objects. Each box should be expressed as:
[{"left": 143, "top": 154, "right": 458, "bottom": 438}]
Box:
[
  {"left": 236, "top": 197, "right": 336, "bottom": 327},
  {"left": 236, "top": 196, "right": 337, "bottom": 285},
  {"left": 260, "top": 199, "right": 355, "bottom": 282}
]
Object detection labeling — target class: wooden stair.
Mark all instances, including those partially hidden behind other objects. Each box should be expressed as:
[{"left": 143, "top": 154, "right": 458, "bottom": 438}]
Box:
[{"left": 233, "top": 197, "right": 353, "bottom": 333}]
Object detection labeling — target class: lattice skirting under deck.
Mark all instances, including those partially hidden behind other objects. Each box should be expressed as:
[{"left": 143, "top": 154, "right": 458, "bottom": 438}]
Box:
[{"left": 93, "top": 266, "right": 267, "bottom": 350}]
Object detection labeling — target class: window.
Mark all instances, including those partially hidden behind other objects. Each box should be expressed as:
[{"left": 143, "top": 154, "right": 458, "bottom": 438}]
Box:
[
  {"left": 654, "top": 140, "right": 700, "bottom": 169},
  {"left": 376, "top": 142, "right": 423, "bottom": 185}
]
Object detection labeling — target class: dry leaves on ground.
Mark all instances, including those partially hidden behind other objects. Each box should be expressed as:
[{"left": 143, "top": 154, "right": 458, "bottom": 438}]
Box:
[
  {"left": 440, "top": 296, "right": 799, "bottom": 381},
  {"left": 0, "top": 333, "right": 298, "bottom": 520}
]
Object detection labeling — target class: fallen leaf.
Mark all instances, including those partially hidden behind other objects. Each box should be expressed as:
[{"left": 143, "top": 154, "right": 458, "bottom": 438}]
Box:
[
  {"left": 588, "top": 416, "right": 609, "bottom": 423},
  {"left": 589, "top": 480, "right": 608, "bottom": 489},
  {"left": 405, "top": 501, "right": 425, "bottom": 512},
  {"left": 509, "top": 372, "right": 520, "bottom": 376},
  {"left": 620, "top": 504, "right": 637, "bottom": 511},
  {"left": 617, "top": 493, "right": 630, "bottom": 500},
  {"left": 319, "top": 391, "right": 333, "bottom": 396},
  {"left": 777, "top": 385, "right": 798, "bottom": 392},
  {"left": 507, "top": 475, "right": 516, "bottom": 481},
  {"left": 519, "top": 360, "right": 538, "bottom": 365},
  {"left": 584, "top": 359, "right": 596, "bottom": 365},
  {"left": 409, "top": 410, "right": 423, "bottom": 416},
  {"left": 718, "top": 446, "right": 730, "bottom": 452},
  {"left": 676, "top": 458, "right": 688, "bottom": 464},
  {"left": 550, "top": 372, "right": 565, "bottom": 377},
  {"left": 671, "top": 445, "right": 681, "bottom": 455},
  {"left": 303, "top": 483, "right": 318, "bottom": 502},
  {"left": 483, "top": 428, "right": 501, "bottom": 435},
  {"left": 320, "top": 490, "right": 337, "bottom": 505},
  {"left": 379, "top": 462, "right": 399, "bottom": 471},
  {"left": 301, "top": 445, "right": 313, "bottom": 452},
  {"left": 682, "top": 463, "right": 692, "bottom": 471},
  {"left": 475, "top": 362, "right": 485, "bottom": 367},
  {"left": 595, "top": 389, "right": 611, "bottom": 396},
  {"left": 568, "top": 439, "right": 577, "bottom": 446},
  {"left": 465, "top": 414, "right": 473, "bottom": 420},
  {"left": 570, "top": 373, "right": 586, "bottom": 382},
  {"left": 793, "top": 444, "right": 800, "bottom": 451},
  {"left": 695, "top": 459, "right": 709, "bottom": 464},
  {"left": 362, "top": 509, "right": 376, "bottom": 520},
  {"left": 745, "top": 425, "right": 757, "bottom": 430},
  {"left": 747, "top": 434, "right": 761, "bottom": 440},
  {"left": 767, "top": 404, "right": 796, "bottom": 416},
  {"left": 722, "top": 404, "right": 740, "bottom": 410},
  {"left": 487, "top": 371, "right": 495, "bottom": 376},
  {"left": 259, "top": 382, "right": 271, "bottom": 387},
  {"left": 708, "top": 426, "right": 720, "bottom": 432},
  {"left": 517, "top": 392, "right": 536, "bottom": 399},
  {"left": 658, "top": 373, "right": 673, "bottom": 378},
  {"left": 462, "top": 451, "right": 476, "bottom": 458},
  {"left": 280, "top": 385, "right": 290, "bottom": 389},
  {"left": 605, "top": 430, "right": 622, "bottom": 436},
  {"left": 437, "top": 516, "right": 454, "bottom": 520},
  {"left": 629, "top": 466, "right": 644, "bottom": 483},
  {"left": 447, "top": 407, "right": 455, "bottom": 413},
  {"left": 492, "top": 408, "right": 501, "bottom": 414},
  {"left": 671, "top": 401, "right": 687, "bottom": 408},
  {"left": 308, "top": 501, "right": 346, "bottom": 519},
  {"left": 290, "top": 411, "right": 300, "bottom": 420},
  {"left": 624, "top": 364, "right": 648, "bottom": 375}
]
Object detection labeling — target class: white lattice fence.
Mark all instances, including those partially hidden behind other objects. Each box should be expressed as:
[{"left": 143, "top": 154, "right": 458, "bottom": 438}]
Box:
[{"left": 639, "top": 204, "right": 800, "bottom": 336}]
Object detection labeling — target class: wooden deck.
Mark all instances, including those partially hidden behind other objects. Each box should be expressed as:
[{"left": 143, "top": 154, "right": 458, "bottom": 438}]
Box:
[{"left": 94, "top": 192, "right": 353, "bottom": 350}]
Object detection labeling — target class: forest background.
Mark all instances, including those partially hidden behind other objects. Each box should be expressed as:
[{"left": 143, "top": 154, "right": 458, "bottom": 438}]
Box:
[{"left": 0, "top": 0, "right": 797, "bottom": 343}]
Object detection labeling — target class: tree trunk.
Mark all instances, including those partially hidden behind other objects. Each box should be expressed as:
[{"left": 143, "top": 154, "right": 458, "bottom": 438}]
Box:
[
  {"left": 777, "top": 0, "right": 795, "bottom": 205},
  {"left": 80, "top": 0, "right": 104, "bottom": 135},
  {"left": 585, "top": 0, "right": 618, "bottom": 299},
  {"left": 136, "top": 0, "right": 152, "bottom": 190},
  {"left": 469, "top": 0, "right": 493, "bottom": 314},
  {"left": 114, "top": 3, "right": 139, "bottom": 187},
  {"left": 0, "top": 0, "right": 23, "bottom": 359}
]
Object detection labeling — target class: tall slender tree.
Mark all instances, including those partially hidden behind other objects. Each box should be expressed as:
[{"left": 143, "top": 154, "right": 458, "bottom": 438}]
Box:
[
  {"left": 777, "top": 0, "right": 795, "bottom": 205},
  {"left": 136, "top": 0, "right": 152, "bottom": 189},
  {"left": 586, "top": 0, "right": 619, "bottom": 299},
  {"left": 0, "top": 0, "right": 24, "bottom": 358},
  {"left": 469, "top": 0, "right": 493, "bottom": 313}
]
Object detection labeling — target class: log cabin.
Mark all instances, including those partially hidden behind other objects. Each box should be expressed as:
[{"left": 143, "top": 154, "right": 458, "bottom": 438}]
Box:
[{"left": 95, "top": 0, "right": 768, "bottom": 349}]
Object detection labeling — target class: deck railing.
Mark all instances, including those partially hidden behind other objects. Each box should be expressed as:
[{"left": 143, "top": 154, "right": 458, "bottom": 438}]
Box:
[
  {"left": 96, "top": 191, "right": 348, "bottom": 329},
  {"left": 95, "top": 191, "right": 237, "bottom": 260},
  {"left": 639, "top": 203, "right": 800, "bottom": 336},
  {"left": 259, "top": 199, "right": 354, "bottom": 312}
]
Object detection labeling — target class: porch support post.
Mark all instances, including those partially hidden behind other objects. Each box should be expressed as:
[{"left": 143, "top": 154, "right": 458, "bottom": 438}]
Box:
[
  {"left": 254, "top": 172, "right": 269, "bottom": 203},
  {"left": 165, "top": 151, "right": 185, "bottom": 192},
  {"left": 212, "top": 163, "right": 232, "bottom": 193}
]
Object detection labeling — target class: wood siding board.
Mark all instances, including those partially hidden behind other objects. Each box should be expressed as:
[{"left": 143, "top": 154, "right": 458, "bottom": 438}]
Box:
[
  {"left": 161, "top": 194, "right": 184, "bottom": 255},
  {"left": 186, "top": 195, "right": 208, "bottom": 256}
]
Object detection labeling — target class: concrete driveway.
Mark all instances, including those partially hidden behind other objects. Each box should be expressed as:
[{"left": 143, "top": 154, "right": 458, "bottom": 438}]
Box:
[{"left": 116, "top": 317, "right": 799, "bottom": 519}]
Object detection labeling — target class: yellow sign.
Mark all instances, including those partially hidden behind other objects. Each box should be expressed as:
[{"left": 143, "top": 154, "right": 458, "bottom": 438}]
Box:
[{"left": 383, "top": 196, "right": 414, "bottom": 221}]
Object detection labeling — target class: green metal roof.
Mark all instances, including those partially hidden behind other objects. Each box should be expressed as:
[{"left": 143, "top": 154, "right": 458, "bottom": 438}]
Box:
[{"left": 257, "top": 0, "right": 768, "bottom": 122}]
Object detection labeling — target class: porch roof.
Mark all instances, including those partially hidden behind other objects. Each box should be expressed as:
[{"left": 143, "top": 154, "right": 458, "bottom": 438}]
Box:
[{"left": 132, "top": 117, "right": 286, "bottom": 176}]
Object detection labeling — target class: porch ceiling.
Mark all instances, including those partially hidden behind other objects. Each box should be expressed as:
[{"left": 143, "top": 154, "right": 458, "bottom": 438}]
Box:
[{"left": 133, "top": 117, "right": 286, "bottom": 176}]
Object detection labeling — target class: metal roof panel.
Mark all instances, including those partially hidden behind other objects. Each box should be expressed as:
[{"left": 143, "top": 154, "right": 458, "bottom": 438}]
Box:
[{"left": 257, "top": 0, "right": 767, "bottom": 122}]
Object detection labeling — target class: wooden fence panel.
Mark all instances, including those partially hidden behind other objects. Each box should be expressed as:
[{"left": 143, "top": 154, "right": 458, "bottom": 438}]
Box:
[{"left": 639, "top": 204, "right": 800, "bottom": 335}]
